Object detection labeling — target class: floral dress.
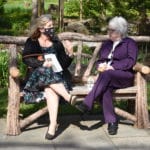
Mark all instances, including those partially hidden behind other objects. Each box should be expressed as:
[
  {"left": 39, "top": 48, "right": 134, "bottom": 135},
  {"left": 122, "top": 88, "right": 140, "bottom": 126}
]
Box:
[{"left": 23, "top": 46, "right": 68, "bottom": 104}]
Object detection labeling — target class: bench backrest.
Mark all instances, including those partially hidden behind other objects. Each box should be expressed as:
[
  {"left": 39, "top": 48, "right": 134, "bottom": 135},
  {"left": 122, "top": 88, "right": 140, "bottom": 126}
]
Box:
[{"left": 67, "top": 41, "right": 101, "bottom": 83}]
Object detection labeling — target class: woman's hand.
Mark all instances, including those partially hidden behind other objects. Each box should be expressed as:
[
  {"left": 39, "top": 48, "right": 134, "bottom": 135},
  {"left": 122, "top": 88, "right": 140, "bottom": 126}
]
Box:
[
  {"left": 63, "top": 40, "right": 74, "bottom": 57},
  {"left": 106, "top": 65, "right": 114, "bottom": 70},
  {"left": 97, "top": 63, "right": 107, "bottom": 72},
  {"left": 43, "top": 60, "right": 52, "bottom": 68},
  {"left": 37, "top": 55, "right": 44, "bottom": 61},
  {"left": 97, "top": 63, "right": 114, "bottom": 72}
]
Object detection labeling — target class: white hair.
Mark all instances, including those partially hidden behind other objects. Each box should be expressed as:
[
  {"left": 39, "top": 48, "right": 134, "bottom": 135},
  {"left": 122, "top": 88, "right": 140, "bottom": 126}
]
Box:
[{"left": 108, "top": 16, "right": 128, "bottom": 37}]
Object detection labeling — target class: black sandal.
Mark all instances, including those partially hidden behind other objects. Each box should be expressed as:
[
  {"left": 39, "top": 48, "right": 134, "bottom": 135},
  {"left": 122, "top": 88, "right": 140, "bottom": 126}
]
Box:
[{"left": 69, "top": 95, "right": 77, "bottom": 105}]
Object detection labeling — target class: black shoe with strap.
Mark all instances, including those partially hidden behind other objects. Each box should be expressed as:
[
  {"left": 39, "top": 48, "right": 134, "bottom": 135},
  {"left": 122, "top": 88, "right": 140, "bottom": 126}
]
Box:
[{"left": 69, "top": 95, "right": 78, "bottom": 105}]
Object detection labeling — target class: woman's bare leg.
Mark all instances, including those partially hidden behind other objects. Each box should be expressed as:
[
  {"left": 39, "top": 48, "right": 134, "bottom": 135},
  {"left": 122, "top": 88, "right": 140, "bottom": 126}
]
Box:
[
  {"left": 49, "top": 83, "right": 71, "bottom": 102},
  {"left": 44, "top": 88, "right": 59, "bottom": 135}
]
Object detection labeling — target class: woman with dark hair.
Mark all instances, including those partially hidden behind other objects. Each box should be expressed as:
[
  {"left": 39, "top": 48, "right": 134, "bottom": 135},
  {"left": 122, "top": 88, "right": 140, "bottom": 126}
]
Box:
[{"left": 22, "top": 14, "right": 76, "bottom": 140}]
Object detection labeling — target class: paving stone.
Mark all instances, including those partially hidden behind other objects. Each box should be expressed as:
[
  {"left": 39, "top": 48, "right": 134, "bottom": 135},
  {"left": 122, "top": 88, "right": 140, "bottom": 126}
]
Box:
[
  {"left": 103, "top": 123, "right": 150, "bottom": 138},
  {"left": 0, "top": 116, "right": 150, "bottom": 150},
  {"left": 111, "top": 137, "right": 150, "bottom": 150}
]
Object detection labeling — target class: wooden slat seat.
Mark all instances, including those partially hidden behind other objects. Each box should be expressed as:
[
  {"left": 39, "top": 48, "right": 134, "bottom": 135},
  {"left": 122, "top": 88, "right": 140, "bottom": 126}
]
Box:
[
  {"left": 70, "top": 85, "right": 138, "bottom": 104},
  {"left": 70, "top": 85, "right": 137, "bottom": 95}
]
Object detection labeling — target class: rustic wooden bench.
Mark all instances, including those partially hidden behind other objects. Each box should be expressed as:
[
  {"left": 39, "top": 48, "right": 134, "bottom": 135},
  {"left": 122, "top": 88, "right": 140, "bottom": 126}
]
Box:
[{"left": 1, "top": 32, "right": 149, "bottom": 136}]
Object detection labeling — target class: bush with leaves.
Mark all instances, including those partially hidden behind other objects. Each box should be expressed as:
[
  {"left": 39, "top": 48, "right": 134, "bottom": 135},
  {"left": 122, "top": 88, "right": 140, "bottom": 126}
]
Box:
[
  {"left": 0, "top": 0, "right": 6, "bottom": 14},
  {"left": 0, "top": 50, "right": 8, "bottom": 87}
]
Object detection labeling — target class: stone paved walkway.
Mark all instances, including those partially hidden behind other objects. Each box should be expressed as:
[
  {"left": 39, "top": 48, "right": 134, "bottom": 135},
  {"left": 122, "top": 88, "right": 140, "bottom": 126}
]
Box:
[{"left": 0, "top": 115, "right": 150, "bottom": 150}]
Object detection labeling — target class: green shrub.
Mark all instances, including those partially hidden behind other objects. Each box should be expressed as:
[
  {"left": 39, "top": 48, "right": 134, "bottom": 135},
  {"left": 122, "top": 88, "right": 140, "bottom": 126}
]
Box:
[
  {"left": 0, "top": 49, "right": 28, "bottom": 88},
  {"left": 0, "top": 6, "right": 31, "bottom": 35},
  {"left": 0, "top": 87, "right": 7, "bottom": 118},
  {"left": 64, "top": 0, "right": 80, "bottom": 18},
  {"left": 0, "top": 50, "right": 8, "bottom": 87}
]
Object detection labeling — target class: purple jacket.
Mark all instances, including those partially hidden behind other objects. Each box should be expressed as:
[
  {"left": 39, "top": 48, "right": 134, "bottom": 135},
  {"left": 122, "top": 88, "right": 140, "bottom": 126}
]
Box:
[{"left": 97, "top": 37, "right": 138, "bottom": 71}]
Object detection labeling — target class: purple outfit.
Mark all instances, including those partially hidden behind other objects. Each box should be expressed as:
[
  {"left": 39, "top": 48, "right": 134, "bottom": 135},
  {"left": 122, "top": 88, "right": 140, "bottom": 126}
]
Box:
[{"left": 83, "top": 37, "right": 138, "bottom": 123}]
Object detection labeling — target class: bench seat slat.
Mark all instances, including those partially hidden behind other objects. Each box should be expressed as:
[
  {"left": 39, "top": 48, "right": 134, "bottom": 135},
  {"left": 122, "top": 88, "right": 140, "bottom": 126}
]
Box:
[{"left": 70, "top": 85, "right": 137, "bottom": 95}]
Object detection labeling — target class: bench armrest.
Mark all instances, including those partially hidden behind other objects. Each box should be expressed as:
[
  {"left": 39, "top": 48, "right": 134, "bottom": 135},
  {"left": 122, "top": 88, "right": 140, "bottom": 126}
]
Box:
[
  {"left": 133, "top": 62, "right": 150, "bottom": 74},
  {"left": 9, "top": 66, "right": 20, "bottom": 78}
]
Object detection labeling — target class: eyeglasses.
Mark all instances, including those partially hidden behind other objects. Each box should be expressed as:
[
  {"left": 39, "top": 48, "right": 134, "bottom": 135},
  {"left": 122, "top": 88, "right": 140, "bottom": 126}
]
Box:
[{"left": 107, "top": 28, "right": 116, "bottom": 33}]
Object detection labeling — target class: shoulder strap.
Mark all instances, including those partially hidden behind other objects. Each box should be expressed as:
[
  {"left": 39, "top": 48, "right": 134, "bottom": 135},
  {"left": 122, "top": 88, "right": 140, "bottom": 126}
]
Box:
[{"left": 22, "top": 53, "right": 43, "bottom": 58}]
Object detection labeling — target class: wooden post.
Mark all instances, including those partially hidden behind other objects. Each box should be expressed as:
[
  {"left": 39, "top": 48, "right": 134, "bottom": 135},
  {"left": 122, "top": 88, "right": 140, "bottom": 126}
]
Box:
[
  {"left": 135, "top": 72, "right": 149, "bottom": 128},
  {"left": 140, "top": 73, "right": 149, "bottom": 127},
  {"left": 74, "top": 41, "right": 82, "bottom": 76},
  {"left": 6, "top": 44, "right": 21, "bottom": 135},
  {"left": 83, "top": 43, "right": 101, "bottom": 77}
]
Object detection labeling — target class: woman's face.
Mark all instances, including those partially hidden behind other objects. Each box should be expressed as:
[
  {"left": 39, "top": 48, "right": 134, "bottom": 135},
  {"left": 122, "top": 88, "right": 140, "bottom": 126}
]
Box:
[
  {"left": 44, "top": 20, "right": 53, "bottom": 29},
  {"left": 40, "top": 21, "right": 53, "bottom": 33},
  {"left": 40, "top": 21, "right": 54, "bottom": 39},
  {"left": 107, "top": 26, "right": 121, "bottom": 41}
]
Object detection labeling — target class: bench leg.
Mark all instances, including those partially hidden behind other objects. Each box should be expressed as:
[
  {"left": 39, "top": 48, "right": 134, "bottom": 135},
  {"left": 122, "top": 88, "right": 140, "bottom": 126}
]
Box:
[
  {"left": 135, "top": 72, "right": 149, "bottom": 128},
  {"left": 6, "top": 76, "right": 21, "bottom": 135}
]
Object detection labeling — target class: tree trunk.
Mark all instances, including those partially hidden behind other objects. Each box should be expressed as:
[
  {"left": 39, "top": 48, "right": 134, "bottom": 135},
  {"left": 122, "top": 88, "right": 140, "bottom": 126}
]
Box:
[
  {"left": 79, "top": 0, "right": 83, "bottom": 21},
  {"left": 58, "top": 0, "right": 64, "bottom": 31},
  {"left": 38, "top": 0, "right": 45, "bottom": 16},
  {"left": 31, "top": 0, "right": 38, "bottom": 26}
]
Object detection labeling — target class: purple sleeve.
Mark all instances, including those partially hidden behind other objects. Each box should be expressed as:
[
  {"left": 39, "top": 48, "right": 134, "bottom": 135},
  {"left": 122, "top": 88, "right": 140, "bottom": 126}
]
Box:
[
  {"left": 112, "top": 39, "right": 138, "bottom": 70},
  {"left": 95, "top": 42, "right": 107, "bottom": 69}
]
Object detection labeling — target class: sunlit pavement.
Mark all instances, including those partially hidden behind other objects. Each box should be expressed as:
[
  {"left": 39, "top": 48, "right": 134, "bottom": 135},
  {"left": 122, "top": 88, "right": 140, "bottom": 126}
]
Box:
[{"left": 0, "top": 115, "right": 150, "bottom": 150}]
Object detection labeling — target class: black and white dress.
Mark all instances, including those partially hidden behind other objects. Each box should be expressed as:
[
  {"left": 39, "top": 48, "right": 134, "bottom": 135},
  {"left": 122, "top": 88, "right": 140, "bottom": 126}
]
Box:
[{"left": 22, "top": 38, "right": 73, "bottom": 103}]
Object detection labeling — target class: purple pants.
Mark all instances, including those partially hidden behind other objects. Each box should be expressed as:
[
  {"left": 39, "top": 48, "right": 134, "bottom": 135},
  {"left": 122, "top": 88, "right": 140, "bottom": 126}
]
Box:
[{"left": 83, "top": 70, "right": 134, "bottom": 123}]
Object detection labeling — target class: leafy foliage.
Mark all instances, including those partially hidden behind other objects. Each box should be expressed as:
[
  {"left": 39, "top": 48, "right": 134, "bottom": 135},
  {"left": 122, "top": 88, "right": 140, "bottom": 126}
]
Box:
[
  {"left": 65, "top": 0, "right": 80, "bottom": 18},
  {"left": 0, "top": 87, "right": 8, "bottom": 118},
  {"left": 0, "top": 50, "right": 8, "bottom": 87},
  {"left": 64, "top": 0, "right": 150, "bottom": 35},
  {"left": 0, "top": 0, "right": 6, "bottom": 13},
  {"left": 0, "top": 1, "right": 31, "bottom": 35}
]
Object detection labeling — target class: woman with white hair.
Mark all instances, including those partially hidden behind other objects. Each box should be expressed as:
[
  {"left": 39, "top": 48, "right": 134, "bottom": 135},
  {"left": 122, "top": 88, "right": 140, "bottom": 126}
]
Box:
[
  {"left": 75, "top": 16, "right": 138, "bottom": 135},
  {"left": 22, "top": 14, "right": 76, "bottom": 140}
]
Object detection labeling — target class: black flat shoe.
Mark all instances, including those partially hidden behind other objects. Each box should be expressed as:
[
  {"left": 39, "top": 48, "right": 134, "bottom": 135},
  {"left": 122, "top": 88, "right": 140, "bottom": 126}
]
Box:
[
  {"left": 45, "top": 125, "right": 58, "bottom": 140},
  {"left": 45, "top": 132, "right": 56, "bottom": 140},
  {"left": 75, "top": 103, "right": 89, "bottom": 113},
  {"left": 107, "top": 122, "right": 118, "bottom": 135}
]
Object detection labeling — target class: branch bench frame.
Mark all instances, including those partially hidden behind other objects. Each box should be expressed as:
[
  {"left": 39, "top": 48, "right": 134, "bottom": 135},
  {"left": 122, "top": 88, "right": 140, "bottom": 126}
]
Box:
[{"left": 0, "top": 32, "right": 149, "bottom": 135}]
